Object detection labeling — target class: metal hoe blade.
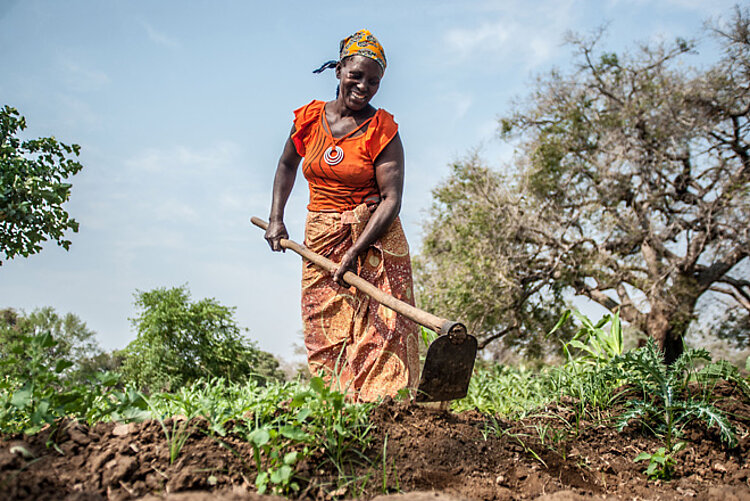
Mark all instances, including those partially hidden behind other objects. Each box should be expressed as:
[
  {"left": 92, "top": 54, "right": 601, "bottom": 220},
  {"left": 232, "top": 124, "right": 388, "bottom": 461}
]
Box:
[{"left": 416, "top": 333, "right": 478, "bottom": 402}]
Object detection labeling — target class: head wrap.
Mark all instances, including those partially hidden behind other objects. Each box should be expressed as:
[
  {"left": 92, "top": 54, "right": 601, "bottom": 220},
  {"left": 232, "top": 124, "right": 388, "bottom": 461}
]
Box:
[{"left": 313, "top": 29, "right": 387, "bottom": 74}]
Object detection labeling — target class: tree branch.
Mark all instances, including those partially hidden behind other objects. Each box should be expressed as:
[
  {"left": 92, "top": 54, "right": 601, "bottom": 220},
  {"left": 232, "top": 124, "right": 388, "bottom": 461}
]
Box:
[
  {"left": 478, "top": 325, "right": 517, "bottom": 350},
  {"left": 709, "top": 286, "right": 750, "bottom": 312},
  {"left": 697, "top": 245, "right": 749, "bottom": 289}
]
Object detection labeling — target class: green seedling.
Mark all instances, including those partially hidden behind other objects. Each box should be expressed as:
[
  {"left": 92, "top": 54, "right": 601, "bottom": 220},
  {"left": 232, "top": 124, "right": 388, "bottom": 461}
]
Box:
[{"left": 634, "top": 442, "right": 685, "bottom": 480}]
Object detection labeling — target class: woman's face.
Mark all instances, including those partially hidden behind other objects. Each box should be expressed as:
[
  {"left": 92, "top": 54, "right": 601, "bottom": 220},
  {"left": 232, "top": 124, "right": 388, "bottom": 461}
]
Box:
[{"left": 336, "top": 56, "right": 383, "bottom": 111}]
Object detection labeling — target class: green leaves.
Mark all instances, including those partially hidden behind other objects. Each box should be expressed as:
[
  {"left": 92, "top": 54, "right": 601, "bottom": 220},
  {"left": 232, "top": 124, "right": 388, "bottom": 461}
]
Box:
[
  {"left": 615, "top": 338, "right": 739, "bottom": 460},
  {"left": 0, "top": 106, "right": 83, "bottom": 264},
  {"left": 9, "top": 384, "right": 33, "bottom": 409},
  {"left": 0, "top": 328, "right": 149, "bottom": 435},
  {"left": 634, "top": 442, "right": 685, "bottom": 480},
  {"left": 556, "top": 310, "right": 625, "bottom": 365},
  {"left": 309, "top": 376, "right": 326, "bottom": 394},
  {"left": 54, "top": 359, "right": 74, "bottom": 373},
  {"left": 250, "top": 427, "right": 271, "bottom": 446},
  {"left": 121, "top": 285, "right": 284, "bottom": 392},
  {"left": 280, "top": 425, "right": 309, "bottom": 442}
]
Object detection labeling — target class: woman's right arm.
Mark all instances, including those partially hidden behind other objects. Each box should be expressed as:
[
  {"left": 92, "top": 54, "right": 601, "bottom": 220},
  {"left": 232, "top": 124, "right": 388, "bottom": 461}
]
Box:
[{"left": 265, "top": 125, "right": 302, "bottom": 252}]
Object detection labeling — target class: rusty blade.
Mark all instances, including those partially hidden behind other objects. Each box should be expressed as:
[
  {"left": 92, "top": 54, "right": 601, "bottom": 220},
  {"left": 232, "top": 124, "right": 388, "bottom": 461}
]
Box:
[{"left": 416, "top": 334, "right": 478, "bottom": 402}]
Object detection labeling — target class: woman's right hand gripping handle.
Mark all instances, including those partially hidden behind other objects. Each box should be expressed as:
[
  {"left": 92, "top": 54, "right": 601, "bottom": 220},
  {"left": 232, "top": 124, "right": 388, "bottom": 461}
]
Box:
[{"left": 265, "top": 219, "right": 289, "bottom": 252}]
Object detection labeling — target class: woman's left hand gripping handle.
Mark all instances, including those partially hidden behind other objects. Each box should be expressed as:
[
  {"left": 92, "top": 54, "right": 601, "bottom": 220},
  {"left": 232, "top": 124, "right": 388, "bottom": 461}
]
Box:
[{"left": 265, "top": 220, "right": 289, "bottom": 252}]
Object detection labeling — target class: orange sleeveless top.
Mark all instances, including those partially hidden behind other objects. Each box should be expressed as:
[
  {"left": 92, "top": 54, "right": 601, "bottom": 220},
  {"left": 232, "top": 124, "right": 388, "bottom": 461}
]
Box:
[{"left": 291, "top": 100, "right": 399, "bottom": 213}]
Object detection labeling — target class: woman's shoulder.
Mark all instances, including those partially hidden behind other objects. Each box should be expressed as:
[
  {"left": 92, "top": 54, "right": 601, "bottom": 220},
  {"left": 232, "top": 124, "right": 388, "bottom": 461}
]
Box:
[
  {"left": 365, "top": 108, "right": 399, "bottom": 159},
  {"left": 291, "top": 100, "right": 327, "bottom": 157},
  {"left": 372, "top": 108, "right": 398, "bottom": 134},
  {"left": 293, "top": 100, "right": 326, "bottom": 122}
]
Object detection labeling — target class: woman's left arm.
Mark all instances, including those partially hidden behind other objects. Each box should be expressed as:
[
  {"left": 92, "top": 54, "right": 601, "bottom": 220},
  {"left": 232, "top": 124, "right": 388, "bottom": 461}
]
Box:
[{"left": 332, "top": 133, "right": 405, "bottom": 286}]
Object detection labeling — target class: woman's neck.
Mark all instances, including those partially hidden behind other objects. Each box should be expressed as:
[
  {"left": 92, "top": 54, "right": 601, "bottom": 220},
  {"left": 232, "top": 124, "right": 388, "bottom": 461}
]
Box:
[{"left": 329, "top": 98, "right": 374, "bottom": 120}]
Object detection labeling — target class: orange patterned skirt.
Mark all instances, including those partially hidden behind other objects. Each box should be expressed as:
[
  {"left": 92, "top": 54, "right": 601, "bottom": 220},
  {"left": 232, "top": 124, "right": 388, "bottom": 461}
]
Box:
[{"left": 301, "top": 204, "right": 420, "bottom": 402}]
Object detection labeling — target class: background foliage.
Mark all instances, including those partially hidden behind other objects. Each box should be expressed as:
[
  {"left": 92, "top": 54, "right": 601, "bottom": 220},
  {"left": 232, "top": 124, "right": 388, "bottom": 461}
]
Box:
[
  {"left": 0, "top": 105, "right": 82, "bottom": 265},
  {"left": 416, "top": 9, "right": 750, "bottom": 361},
  {"left": 121, "top": 285, "right": 284, "bottom": 392},
  {"left": 0, "top": 307, "right": 118, "bottom": 384}
]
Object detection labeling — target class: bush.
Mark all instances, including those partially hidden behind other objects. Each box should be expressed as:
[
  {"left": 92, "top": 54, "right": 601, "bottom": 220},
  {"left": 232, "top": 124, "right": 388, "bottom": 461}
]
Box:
[{"left": 121, "top": 285, "right": 284, "bottom": 392}]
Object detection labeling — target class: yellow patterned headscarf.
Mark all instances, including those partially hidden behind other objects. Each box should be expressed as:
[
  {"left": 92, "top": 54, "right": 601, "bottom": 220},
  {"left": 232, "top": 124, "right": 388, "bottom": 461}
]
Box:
[
  {"left": 313, "top": 29, "right": 387, "bottom": 75},
  {"left": 339, "top": 29, "right": 387, "bottom": 72}
]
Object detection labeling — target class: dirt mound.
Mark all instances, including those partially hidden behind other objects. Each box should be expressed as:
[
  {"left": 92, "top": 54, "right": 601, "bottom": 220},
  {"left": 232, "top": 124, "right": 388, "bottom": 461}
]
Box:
[
  {"left": 1, "top": 387, "right": 749, "bottom": 500},
  {"left": 367, "top": 398, "right": 750, "bottom": 500}
]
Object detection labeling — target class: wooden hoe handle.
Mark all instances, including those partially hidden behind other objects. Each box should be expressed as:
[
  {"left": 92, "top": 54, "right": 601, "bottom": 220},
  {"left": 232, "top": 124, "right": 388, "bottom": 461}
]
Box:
[{"left": 250, "top": 216, "right": 466, "bottom": 338}]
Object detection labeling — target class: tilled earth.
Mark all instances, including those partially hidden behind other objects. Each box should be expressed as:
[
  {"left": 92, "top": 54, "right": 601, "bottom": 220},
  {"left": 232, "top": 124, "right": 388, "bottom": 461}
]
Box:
[{"left": 1, "top": 383, "right": 749, "bottom": 501}]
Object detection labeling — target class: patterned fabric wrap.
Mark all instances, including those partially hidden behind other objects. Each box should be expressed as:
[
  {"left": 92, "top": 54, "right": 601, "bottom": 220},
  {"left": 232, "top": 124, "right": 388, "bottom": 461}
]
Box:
[
  {"left": 339, "top": 29, "right": 387, "bottom": 72},
  {"left": 301, "top": 204, "right": 419, "bottom": 402}
]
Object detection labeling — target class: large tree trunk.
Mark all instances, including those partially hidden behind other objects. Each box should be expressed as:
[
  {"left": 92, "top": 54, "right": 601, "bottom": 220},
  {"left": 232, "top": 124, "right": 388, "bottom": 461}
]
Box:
[{"left": 644, "top": 282, "right": 700, "bottom": 364}]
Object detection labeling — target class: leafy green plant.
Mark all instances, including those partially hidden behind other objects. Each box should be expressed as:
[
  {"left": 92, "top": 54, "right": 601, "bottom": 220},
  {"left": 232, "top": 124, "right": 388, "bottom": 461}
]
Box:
[
  {"left": 552, "top": 310, "right": 625, "bottom": 365},
  {"left": 248, "top": 426, "right": 304, "bottom": 495},
  {"left": 143, "top": 394, "right": 196, "bottom": 465},
  {"left": 0, "top": 331, "right": 147, "bottom": 434},
  {"left": 455, "top": 362, "right": 552, "bottom": 416},
  {"left": 616, "top": 339, "right": 738, "bottom": 454},
  {"left": 0, "top": 105, "right": 83, "bottom": 264},
  {"left": 0, "top": 331, "right": 85, "bottom": 433},
  {"left": 634, "top": 442, "right": 686, "bottom": 480},
  {"left": 141, "top": 375, "right": 376, "bottom": 497},
  {"left": 121, "top": 285, "right": 284, "bottom": 392},
  {"left": 0, "top": 307, "right": 114, "bottom": 385}
]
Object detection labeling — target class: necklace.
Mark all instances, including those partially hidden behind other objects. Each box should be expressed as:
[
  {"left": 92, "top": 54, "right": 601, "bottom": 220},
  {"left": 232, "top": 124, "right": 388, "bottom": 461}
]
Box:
[{"left": 321, "top": 110, "right": 375, "bottom": 166}]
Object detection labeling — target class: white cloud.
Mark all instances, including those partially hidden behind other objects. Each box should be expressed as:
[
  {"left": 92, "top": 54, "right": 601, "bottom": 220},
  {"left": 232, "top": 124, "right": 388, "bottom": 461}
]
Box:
[
  {"left": 438, "top": 91, "right": 474, "bottom": 120},
  {"left": 125, "top": 141, "right": 241, "bottom": 174},
  {"left": 444, "top": 21, "right": 511, "bottom": 58},
  {"left": 141, "top": 21, "right": 180, "bottom": 49},
  {"left": 59, "top": 59, "right": 110, "bottom": 93},
  {"left": 442, "top": 0, "right": 575, "bottom": 69}
]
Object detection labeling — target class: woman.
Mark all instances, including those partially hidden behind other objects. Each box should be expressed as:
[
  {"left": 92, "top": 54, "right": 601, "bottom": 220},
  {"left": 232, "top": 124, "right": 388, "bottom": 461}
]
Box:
[{"left": 264, "top": 29, "right": 419, "bottom": 402}]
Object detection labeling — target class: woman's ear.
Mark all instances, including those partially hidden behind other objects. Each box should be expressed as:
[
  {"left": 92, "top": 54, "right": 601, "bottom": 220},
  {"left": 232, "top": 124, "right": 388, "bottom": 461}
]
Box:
[{"left": 335, "top": 62, "right": 341, "bottom": 79}]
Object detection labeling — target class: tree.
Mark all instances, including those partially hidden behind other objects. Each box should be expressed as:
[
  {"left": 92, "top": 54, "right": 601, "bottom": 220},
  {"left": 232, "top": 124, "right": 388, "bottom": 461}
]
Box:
[
  {"left": 0, "top": 106, "right": 82, "bottom": 265},
  {"left": 0, "top": 307, "right": 113, "bottom": 383},
  {"left": 414, "top": 156, "right": 575, "bottom": 358},
  {"left": 121, "top": 285, "right": 284, "bottom": 392},
  {"left": 417, "top": 8, "right": 750, "bottom": 362}
]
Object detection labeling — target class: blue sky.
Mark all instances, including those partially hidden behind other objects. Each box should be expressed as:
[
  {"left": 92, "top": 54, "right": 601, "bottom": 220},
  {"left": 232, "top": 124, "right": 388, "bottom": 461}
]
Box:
[{"left": 0, "top": 0, "right": 739, "bottom": 360}]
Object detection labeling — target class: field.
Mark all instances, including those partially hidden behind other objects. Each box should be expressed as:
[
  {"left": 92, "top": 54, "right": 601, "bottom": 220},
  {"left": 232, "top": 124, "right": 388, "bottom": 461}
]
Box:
[{"left": 2, "top": 324, "right": 750, "bottom": 501}]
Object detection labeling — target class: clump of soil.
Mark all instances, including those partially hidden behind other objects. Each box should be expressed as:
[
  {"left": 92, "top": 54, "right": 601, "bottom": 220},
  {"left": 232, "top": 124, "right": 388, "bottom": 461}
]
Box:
[
  {"left": 1, "top": 383, "right": 749, "bottom": 500},
  {"left": 365, "top": 395, "right": 750, "bottom": 500}
]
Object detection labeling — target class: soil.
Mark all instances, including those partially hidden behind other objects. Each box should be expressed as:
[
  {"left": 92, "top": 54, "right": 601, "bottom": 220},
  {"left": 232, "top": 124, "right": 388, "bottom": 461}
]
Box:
[{"left": 2, "top": 382, "right": 749, "bottom": 501}]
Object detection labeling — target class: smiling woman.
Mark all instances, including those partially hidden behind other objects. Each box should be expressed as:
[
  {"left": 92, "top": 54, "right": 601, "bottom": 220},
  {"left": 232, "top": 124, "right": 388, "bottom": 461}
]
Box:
[{"left": 262, "top": 29, "right": 419, "bottom": 402}]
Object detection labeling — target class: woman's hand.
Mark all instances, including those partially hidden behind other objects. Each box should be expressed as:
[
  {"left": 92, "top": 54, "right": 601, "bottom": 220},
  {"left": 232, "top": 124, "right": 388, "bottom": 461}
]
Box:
[
  {"left": 333, "top": 249, "right": 358, "bottom": 286},
  {"left": 265, "top": 220, "right": 288, "bottom": 252}
]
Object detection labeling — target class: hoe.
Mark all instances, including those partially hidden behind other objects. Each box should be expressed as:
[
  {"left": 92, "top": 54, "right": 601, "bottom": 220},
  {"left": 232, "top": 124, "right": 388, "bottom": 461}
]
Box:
[{"left": 251, "top": 217, "right": 477, "bottom": 403}]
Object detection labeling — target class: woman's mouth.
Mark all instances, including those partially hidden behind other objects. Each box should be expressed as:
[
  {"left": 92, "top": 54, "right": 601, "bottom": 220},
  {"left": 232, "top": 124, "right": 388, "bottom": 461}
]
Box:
[{"left": 350, "top": 90, "right": 367, "bottom": 102}]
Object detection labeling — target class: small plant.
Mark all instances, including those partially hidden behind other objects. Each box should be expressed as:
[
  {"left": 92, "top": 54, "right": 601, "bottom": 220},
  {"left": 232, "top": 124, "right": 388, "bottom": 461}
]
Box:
[
  {"left": 634, "top": 442, "right": 685, "bottom": 480},
  {"left": 0, "top": 332, "right": 145, "bottom": 434},
  {"left": 455, "top": 363, "right": 552, "bottom": 416},
  {"left": 226, "top": 375, "right": 375, "bottom": 496},
  {"left": 616, "top": 339, "right": 738, "bottom": 462},
  {"left": 552, "top": 309, "right": 625, "bottom": 365},
  {"left": 248, "top": 426, "right": 304, "bottom": 495}
]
